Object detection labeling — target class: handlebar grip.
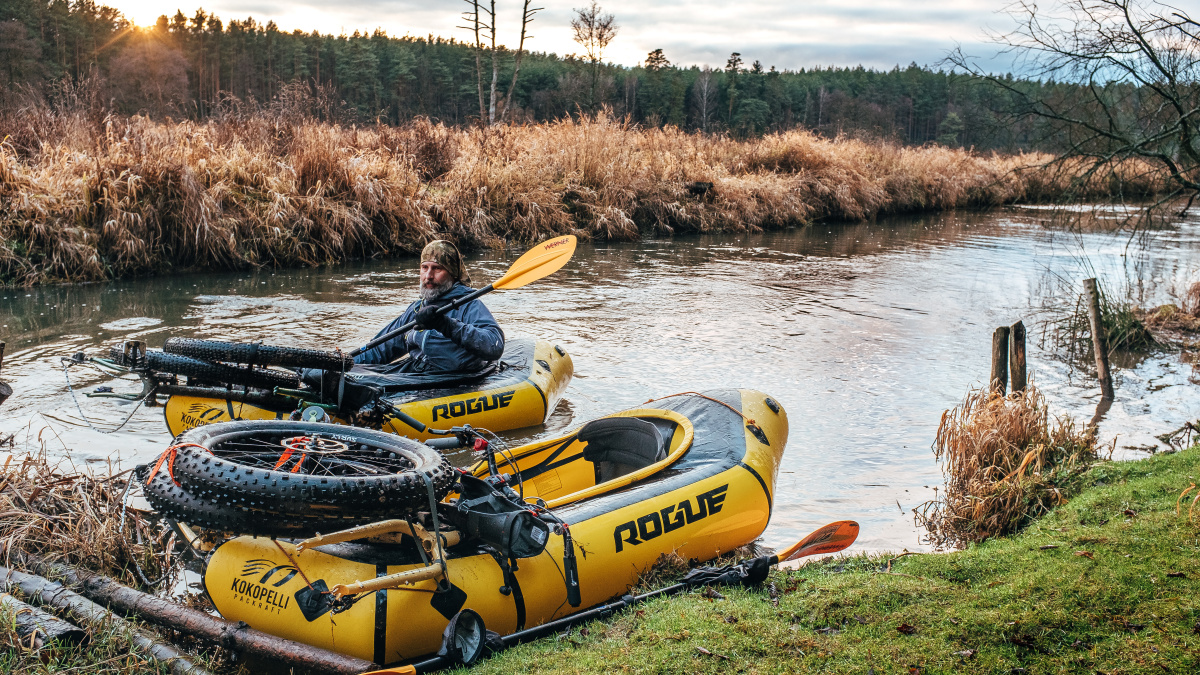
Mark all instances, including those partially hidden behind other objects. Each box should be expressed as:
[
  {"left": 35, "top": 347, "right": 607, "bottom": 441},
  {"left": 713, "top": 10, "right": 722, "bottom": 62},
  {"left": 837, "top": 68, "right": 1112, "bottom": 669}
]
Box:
[
  {"left": 389, "top": 408, "right": 427, "bottom": 433},
  {"left": 425, "top": 437, "right": 464, "bottom": 450}
]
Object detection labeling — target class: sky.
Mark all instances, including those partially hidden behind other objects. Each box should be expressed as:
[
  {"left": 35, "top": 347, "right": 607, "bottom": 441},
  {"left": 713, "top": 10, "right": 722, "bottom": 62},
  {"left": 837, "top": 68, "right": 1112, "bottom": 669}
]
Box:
[{"left": 104, "top": 0, "right": 1022, "bottom": 73}]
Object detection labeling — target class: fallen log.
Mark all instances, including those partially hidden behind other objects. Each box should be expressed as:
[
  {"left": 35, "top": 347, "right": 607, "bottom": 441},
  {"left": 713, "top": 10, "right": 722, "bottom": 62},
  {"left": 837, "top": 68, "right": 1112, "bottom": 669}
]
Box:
[
  {"left": 0, "top": 591, "right": 87, "bottom": 649},
  {"left": 0, "top": 565, "right": 212, "bottom": 675},
  {"left": 24, "top": 557, "right": 380, "bottom": 675}
]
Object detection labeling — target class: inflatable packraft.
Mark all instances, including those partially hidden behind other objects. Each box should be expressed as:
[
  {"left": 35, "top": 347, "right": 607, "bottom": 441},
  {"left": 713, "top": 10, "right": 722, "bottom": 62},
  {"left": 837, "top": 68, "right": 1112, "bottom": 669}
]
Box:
[
  {"left": 147, "top": 338, "right": 572, "bottom": 439},
  {"left": 196, "top": 389, "right": 786, "bottom": 664}
]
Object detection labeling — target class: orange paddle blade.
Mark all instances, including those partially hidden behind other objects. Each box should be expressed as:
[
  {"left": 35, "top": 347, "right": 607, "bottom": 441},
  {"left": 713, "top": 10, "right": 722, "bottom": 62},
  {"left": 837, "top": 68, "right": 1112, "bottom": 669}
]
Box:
[
  {"left": 778, "top": 520, "right": 860, "bottom": 562},
  {"left": 493, "top": 235, "right": 577, "bottom": 290}
]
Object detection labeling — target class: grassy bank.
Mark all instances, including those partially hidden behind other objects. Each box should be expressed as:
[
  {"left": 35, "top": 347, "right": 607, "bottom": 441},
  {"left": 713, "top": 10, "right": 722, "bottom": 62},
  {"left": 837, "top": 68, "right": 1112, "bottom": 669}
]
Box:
[
  {"left": 0, "top": 107, "right": 1166, "bottom": 287},
  {"left": 476, "top": 446, "right": 1200, "bottom": 674},
  {"left": 1, "top": 443, "right": 1197, "bottom": 672}
]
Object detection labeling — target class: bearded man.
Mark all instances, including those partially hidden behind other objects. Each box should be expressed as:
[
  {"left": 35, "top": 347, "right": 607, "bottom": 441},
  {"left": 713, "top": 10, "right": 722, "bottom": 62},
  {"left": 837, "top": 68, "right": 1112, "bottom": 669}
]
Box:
[{"left": 353, "top": 240, "right": 505, "bottom": 373}]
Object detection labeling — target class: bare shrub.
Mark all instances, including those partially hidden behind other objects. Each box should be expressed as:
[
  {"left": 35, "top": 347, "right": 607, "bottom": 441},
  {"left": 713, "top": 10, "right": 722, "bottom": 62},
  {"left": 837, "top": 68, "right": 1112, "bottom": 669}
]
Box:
[
  {"left": 1043, "top": 279, "right": 1157, "bottom": 367},
  {"left": 404, "top": 117, "right": 459, "bottom": 181},
  {"left": 915, "top": 385, "right": 1099, "bottom": 550}
]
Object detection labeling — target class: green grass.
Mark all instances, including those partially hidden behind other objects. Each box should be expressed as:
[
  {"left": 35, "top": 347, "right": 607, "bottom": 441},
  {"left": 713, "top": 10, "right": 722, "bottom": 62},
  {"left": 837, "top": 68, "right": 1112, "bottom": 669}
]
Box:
[
  {"left": 3, "top": 446, "right": 1195, "bottom": 674},
  {"left": 0, "top": 603, "right": 180, "bottom": 674},
  {"left": 474, "top": 447, "right": 1200, "bottom": 674}
]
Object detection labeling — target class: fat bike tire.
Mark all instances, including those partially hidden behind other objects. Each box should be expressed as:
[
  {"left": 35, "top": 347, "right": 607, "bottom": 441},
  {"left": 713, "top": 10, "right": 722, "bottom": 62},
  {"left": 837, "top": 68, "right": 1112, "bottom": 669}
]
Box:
[
  {"left": 163, "top": 338, "right": 353, "bottom": 371},
  {"left": 110, "top": 346, "right": 301, "bottom": 390},
  {"left": 166, "top": 420, "right": 457, "bottom": 519},
  {"left": 141, "top": 470, "right": 381, "bottom": 537}
]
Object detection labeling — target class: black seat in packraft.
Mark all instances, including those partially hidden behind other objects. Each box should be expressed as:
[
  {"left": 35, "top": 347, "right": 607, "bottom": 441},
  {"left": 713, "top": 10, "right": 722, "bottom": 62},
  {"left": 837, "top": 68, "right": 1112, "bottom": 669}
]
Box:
[{"left": 579, "top": 417, "right": 666, "bottom": 483}]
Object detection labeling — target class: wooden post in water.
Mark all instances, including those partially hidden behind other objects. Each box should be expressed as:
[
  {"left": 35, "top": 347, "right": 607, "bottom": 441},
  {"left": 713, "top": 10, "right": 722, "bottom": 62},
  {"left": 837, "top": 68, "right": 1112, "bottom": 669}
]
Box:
[
  {"left": 991, "top": 326, "right": 1010, "bottom": 395},
  {"left": 0, "top": 341, "right": 9, "bottom": 407},
  {"left": 1083, "top": 278, "right": 1115, "bottom": 401},
  {"left": 1009, "top": 320, "right": 1027, "bottom": 393}
]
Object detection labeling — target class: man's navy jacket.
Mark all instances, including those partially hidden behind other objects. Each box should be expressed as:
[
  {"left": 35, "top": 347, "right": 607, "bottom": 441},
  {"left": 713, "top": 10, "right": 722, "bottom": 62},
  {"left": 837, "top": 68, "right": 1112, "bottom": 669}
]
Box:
[{"left": 353, "top": 283, "right": 505, "bottom": 373}]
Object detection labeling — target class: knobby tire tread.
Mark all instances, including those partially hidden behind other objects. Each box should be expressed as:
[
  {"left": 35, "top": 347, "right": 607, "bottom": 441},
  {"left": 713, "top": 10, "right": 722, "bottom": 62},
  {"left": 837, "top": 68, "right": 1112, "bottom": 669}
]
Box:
[
  {"left": 112, "top": 346, "right": 301, "bottom": 390},
  {"left": 167, "top": 421, "right": 455, "bottom": 519},
  {"left": 163, "top": 338, "right": 352, "bottom": 371},
  {"left": 142, "top": 471, "right": 382, "bottom": 537}
]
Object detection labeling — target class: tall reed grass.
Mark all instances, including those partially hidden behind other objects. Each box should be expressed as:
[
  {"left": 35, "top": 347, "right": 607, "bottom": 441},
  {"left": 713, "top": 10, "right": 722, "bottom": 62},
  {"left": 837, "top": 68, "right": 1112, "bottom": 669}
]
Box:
[
  {"left": 914, "top": 385, "right": 1099, "bottom": 550},
  {"left": 0, "top": 102, "right": 1170, "bottom": 286}
]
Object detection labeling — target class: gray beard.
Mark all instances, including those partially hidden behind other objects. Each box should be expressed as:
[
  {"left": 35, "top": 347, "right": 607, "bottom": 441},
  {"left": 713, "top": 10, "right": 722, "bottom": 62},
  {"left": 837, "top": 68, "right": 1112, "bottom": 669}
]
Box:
[{"left": 419, "top": 278, "right": 454, "bottom": 302}]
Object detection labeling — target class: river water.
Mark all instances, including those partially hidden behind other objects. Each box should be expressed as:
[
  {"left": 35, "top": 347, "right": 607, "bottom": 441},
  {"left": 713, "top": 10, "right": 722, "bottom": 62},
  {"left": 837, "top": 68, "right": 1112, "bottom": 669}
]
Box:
[{"left": 2, "top": 207, "right": 1199, "bottom": 554}]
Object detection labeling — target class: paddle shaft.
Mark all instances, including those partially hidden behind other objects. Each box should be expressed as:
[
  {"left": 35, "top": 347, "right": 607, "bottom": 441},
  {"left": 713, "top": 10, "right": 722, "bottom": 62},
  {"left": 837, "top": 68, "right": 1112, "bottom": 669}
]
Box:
[
  {"left": 348, "top": 284, "right": 494, "bottom": 359},
  {"left": 404, "top": 523, "right": 857, "bottom": 673},
  {"left": 407, "top": 581, "right": 688, "bottom": 673},
  {"left": 409, "top": 554, "right": 794, "bottom": 672}
]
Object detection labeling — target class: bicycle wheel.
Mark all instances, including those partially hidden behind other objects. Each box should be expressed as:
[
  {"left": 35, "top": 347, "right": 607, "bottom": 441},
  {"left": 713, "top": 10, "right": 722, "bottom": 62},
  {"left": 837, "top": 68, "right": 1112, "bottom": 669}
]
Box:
[
  {"left": 165, "top": 420, "right": 457, "bottom": 519},
  {"left": 163, "top": 338, "right": 352, "bottom": 371},
  {"left": 110, "top": 345, "right": 301, "bottom": 390},
  {"left": 141, "top": 468, "right": 383, "bottom": 537}
]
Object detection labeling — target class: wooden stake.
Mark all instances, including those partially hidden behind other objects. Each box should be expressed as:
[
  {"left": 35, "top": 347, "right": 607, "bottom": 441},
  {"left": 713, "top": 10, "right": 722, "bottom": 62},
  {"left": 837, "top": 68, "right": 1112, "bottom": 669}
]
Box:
[
  {"left": 1009, "top": 320, "right": 1027, "bottom": 393},
  {"left": 991, "top": 326, "right": 1010, "bottom": 395},
  {"left": 0, "top": 341, "right": 9, "bottom": 407},
  {"left": 1083, "top": 278, "right": 1115, "bottom": 401}
]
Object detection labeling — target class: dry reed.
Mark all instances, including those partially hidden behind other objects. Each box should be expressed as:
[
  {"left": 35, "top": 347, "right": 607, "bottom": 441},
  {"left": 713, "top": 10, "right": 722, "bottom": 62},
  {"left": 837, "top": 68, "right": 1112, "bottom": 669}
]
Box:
[
  {"left": 1183, "top": 281, "right": 1200, "bottom": 317},
  {"left": 915, "top": 385, "right": 1099, "bottom": 550},
  {"left": 0, "top": 102, "right": 1173, "bottom": 287},
  {"left": 0, "top": 450, "right": 177, "bottom": 590}
]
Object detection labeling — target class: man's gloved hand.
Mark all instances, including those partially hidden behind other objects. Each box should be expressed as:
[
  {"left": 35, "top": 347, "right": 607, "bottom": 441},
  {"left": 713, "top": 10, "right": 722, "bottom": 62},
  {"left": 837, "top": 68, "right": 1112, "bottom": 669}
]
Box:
[{"left": 414, "top": 303, "right": 454, "bottom": 335}]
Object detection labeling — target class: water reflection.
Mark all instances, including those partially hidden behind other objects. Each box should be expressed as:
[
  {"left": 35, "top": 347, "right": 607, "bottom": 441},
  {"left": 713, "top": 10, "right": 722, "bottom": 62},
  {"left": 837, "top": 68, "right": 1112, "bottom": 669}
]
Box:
[{"left": 2, "top": 208, "right": 1199, "bottom": 555}]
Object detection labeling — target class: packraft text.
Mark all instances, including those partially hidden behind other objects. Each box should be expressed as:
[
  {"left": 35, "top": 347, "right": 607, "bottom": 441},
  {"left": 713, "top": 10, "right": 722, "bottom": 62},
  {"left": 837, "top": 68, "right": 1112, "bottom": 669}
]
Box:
[
  {"left": 431, "top": 391, "right": 515, "bottom": 421},
  {"left": 230, "top": 577, "right": 291, "bottom": 614},
  {"left": 613, "top": 484, "right": 729, "bottom": 552}
]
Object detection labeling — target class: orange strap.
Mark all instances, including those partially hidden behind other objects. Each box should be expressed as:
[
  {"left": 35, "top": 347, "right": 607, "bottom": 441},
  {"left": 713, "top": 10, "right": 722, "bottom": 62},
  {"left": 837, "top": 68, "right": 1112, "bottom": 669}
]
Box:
[
  {"left": 145, "top": 443, "right": 210, "bottom": 487},
  {"left": 276, "top": 436, "right": 313, "bottom": 472}
]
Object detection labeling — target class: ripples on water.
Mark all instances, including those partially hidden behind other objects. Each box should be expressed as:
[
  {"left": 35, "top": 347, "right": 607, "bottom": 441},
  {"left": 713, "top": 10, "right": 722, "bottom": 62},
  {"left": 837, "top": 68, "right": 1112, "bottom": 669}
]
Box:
[{"left": 2, "top": 207, "right": 1198, "bottom": 554}]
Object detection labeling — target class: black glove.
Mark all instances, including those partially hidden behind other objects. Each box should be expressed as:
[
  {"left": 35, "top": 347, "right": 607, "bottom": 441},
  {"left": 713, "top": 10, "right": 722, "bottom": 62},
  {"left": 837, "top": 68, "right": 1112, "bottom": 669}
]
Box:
[{"left": 414, "top": 303, "right": 454, "bottom": 335}]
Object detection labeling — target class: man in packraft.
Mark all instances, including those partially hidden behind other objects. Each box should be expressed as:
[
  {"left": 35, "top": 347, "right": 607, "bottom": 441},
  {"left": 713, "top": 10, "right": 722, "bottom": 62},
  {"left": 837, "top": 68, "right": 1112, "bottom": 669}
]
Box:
[{"left": 354, "top": 240, "right": 505, "bottom": 373}]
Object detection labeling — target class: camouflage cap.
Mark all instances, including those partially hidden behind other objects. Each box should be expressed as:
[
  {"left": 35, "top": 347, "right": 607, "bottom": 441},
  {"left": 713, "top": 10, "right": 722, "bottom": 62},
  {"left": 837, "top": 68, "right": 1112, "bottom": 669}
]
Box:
[{"left": 420, "top": 240, "right": 471, "bottom": 284}]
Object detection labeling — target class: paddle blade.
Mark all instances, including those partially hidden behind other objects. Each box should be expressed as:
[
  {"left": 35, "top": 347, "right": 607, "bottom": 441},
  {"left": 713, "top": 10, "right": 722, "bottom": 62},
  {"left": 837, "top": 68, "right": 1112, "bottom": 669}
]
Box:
[
  {"left": 777, "top": 520, "right": 859, "bottom": 562},
  {"left": 493, "top": 235, "right": 577, "bottom": 290}
]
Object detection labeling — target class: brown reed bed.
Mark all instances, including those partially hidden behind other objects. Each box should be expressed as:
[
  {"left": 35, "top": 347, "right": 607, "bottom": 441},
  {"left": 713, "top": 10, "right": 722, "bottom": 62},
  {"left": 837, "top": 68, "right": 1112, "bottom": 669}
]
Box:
[
  {"left": 0, "top": 103, "right": 1171, "bottom": 287},
  {"left": 0, "top": 449, "right": 178, "bottom": 590},
  {"left": 914, "top": 385, "right": 1101, "bottom": 550}
]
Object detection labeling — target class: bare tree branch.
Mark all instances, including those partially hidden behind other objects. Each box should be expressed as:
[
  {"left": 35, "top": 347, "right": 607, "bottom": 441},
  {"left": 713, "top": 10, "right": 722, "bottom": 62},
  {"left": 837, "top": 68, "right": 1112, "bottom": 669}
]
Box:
[{"left": 958, "top": 0, "right": 1200, "bottom": 208}]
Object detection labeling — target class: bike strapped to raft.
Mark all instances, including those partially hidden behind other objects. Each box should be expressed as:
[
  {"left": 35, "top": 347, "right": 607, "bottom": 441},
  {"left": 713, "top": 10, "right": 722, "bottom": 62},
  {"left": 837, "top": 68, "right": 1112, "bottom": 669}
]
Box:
[{"left": 141, "top": 418, "right": 584, "bottom": 612}]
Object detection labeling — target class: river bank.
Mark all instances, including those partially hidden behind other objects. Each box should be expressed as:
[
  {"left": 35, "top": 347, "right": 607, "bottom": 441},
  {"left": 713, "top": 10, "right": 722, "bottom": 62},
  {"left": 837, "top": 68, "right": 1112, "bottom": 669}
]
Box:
[
  {"left": 0, "top": 110, "right": 1166, "bottom": 287},
  {"left": 474, "top": 443, "right": 1200, "bottom": 674},
  {"left": 1, "top": 437, "right": 1196, "bottom": 673}
]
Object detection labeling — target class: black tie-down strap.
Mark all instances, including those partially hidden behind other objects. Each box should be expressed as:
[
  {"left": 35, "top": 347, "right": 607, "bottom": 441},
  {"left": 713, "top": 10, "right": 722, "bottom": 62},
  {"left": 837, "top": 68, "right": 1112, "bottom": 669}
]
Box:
[{"left": 680, "top": 555, "right": 773, "bottom": 589}]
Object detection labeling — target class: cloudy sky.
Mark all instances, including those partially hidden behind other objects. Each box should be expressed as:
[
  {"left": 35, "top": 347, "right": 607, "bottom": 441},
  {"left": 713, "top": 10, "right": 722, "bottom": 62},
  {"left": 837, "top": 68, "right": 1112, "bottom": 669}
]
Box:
[{"left": 106, "top": 0, "right": 1021, "bottom": 72}]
